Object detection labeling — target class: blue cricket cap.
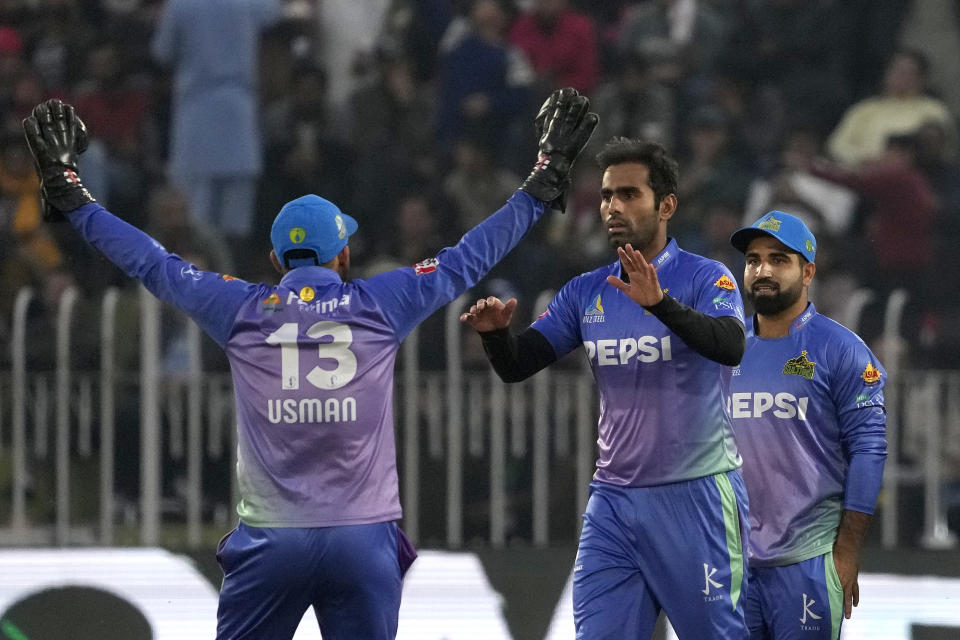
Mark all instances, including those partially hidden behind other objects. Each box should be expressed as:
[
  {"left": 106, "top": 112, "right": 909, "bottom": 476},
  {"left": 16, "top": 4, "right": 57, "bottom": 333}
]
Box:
[
  {"left": 270, "top": 195, "right": 358, "bottom": 268},
  {"left": 730, "top": 211, "right": 817, "bottom": 262}
]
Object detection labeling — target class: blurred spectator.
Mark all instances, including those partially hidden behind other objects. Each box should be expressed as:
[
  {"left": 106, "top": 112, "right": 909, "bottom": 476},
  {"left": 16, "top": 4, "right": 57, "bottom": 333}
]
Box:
[
  {"left": 673, "top": 105, "right": 750, "bottom": 248},
  {"left": 843, "top": 0, "right": 913, "bottom": 99},
  {"left": 378, "top": 0, "right": 454, "bottom": 84},
  {"left": 72, "top": 41, "right": 151, "bottom": 215},
  {"left": 259, "top": 63, "right": 354, "bottom": 264},
  {"left": 21, "top": 266, "right": 97, "bottom": 370},
  {"left": 388, "top": 193, "right": 446, "bottom": 266},
  {"left": 744, "top": 125, "right": 858, "bottom": 239},
  {"left": 144, "top": 183, "right": 234, "bottom": 276},
  {"left": 150, "top": 0, "right": 281, "bottom": 250},
  {"left": 827, "top": 48, "right": 957, "bottom": 167},
  {"left": 317, "top": 0, "right": 392, "bottom": 128},
  {"left": 349, "top": 53, "right": 434, "bottom": 250},
  {"left": 718, "top": 0, "right": 851, "bottom": 134},
  {"left": 810, "top": 132, "right": 938, "bottom": 348},
  {"left": 589, "top": 52, "right": 674, "bottom": 152},
  {"left": 20, "top": 2, "right": 86, "bottom": 95},
  {"left": 443, "top": 135, "right": 520, "bottom": 231},
  {"left": 699, "top": 199, "right": 745, "bottom": 280},
  {"left": 0, "top": 23, "right": 27, "bottom": 110},
  {"left": 0, "top": 128, "right": 61, "bottom": 282},
  {"left": 545, "top": 162, "right": 608, "bottom": 281},
  {"left": 615, "top": 0, "right": 731, "bottom": 96},
  {"left": 914, "top": 118, "right": 960, "bottom": 365},
  {"left": 436, "top": 0, "right": 533, "bottom": 169},
  {"left": 508, "top": 0, "right": 599, "bottom": 94}
]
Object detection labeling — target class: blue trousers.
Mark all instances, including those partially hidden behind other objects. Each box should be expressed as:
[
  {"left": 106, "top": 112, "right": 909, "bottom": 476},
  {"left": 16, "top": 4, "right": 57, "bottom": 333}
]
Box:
[
  {"left": 215, "top": 521, "right": 416, "bottom": 640},
  {"left": 573, "top": 471, "right": 750, "bottom": 639},
  {"left": 745, "top": 552, "right": 844, "bottom": 640}
]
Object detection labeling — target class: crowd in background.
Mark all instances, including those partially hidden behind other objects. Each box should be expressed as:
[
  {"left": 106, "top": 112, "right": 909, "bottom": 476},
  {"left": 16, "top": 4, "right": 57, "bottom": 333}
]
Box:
[{"left": 2, "top": 0, "right": 960, "bottom": 373}]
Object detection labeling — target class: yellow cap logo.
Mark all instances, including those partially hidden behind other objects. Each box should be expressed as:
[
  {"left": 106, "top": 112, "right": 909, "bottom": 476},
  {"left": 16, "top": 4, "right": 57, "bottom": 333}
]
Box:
[
  {"left": 805, "top": 239, "right": 814, "bottom": 252},
  {"left": 290, "top": 227, "right": 307, "bottom": 244},
  {"left": 757, "top": 215, "right": 782, "bottom": 232},
  {"left": 299, "top": 286, "right": 315, "bottom": 302}
]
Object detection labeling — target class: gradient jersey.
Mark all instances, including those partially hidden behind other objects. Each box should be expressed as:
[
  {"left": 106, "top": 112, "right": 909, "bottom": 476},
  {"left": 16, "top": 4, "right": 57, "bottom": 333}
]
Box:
[
  {"left": 532, "top": 238, "right": 745, "bottom": 486},
  {"left": 731, "top": 304, "right": 887, "bottom": 566},
  {"left": 69, "top": 192, "right": 546, "bottom": 527}
]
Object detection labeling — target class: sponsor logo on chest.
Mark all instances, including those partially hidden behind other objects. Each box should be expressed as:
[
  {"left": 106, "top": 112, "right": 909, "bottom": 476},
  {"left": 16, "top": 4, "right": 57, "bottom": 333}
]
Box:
[
  {"left": 583, "top": 335, "right": 673, "bottom": 365},
  {"left": 729, "top": 392, "right": 809, "bottom": 420}
]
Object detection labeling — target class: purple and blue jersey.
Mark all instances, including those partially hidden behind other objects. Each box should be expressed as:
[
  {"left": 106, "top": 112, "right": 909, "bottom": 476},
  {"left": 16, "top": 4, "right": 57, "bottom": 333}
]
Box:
[
  {"left": 68, "top": 192, "right": 546, "bottom": 528},
  {"left": 731, "top": 304, "right": 887, "bottom": 566},
  {"left": 531, "top": 238, "right": 745, "bottom": 486}
]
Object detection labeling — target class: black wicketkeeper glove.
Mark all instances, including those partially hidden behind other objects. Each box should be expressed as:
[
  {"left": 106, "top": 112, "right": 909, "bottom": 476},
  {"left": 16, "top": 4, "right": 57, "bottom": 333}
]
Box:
[
  {"left": 22, "top": 98, "right": 95, "bottom": 221},
  {"left": 520, "top": 87, "right": 599, "bottom": 213}
]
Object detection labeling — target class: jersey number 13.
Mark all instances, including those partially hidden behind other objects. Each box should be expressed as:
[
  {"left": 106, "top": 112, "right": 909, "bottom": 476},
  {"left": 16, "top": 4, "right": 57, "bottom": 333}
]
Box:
[{"left": 265, "top": 321, "right": 358, "bottom": 390}]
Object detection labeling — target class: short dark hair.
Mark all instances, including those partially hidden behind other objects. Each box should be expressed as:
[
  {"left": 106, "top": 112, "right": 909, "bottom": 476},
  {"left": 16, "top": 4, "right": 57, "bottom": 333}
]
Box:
[{"left": 595, "top": 138, "right": 679, "bottom": 207}]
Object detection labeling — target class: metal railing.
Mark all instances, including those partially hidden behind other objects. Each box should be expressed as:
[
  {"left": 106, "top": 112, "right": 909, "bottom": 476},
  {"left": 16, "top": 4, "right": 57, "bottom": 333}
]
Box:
[{"left": 1, "top": 285, "right": 957, "bottom": 549}]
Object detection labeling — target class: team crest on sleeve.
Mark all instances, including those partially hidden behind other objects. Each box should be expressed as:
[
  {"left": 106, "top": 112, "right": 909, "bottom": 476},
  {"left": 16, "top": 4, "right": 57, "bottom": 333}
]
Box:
[
  {"left": 861, "top": 363, "right": 882, "bottom": 384},
  {"left": 414, "top": 258, "right": 439, "bottom": 275},
  {"left": 782, "top": 350, "right": 816, "bottom": 379},
  {"left": 262, "top": 292, "right": 282, "bottom": 311},
  {"left": 299, "top": 286, "right": 315, "bottom": 302},
  {"left": 179, "top": 265, "right": 204, "bottom": 281},
  {"left": 220, "top": 274, "right": 240, "bottom": 282},
  {"left": 714, "top": 275, "right": 736, "bottom": 290}
]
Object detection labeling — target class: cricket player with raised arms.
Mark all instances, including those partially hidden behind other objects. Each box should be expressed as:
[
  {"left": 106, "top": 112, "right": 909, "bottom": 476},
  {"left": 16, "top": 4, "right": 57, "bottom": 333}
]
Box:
[{"left": 22, "top": 92, "right": 597, "bottom": 640}]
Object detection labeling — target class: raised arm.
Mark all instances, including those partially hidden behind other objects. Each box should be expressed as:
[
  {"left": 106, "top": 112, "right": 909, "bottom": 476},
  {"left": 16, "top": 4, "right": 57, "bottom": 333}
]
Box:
[
  {"left": 460, "top": 296, "right": 558, "bottom": 382},
  {"left": 363, "top": 88, "right": 598, "bottom": 341},
  {"left": 22, "top": 99, "right": 253, "bottom": 346}
]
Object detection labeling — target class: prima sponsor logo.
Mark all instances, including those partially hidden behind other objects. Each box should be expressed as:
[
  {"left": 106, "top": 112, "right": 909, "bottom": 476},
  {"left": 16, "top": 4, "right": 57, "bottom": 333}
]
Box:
[{"left": 284, "top": 291, "right": 351, "bottom": 313}]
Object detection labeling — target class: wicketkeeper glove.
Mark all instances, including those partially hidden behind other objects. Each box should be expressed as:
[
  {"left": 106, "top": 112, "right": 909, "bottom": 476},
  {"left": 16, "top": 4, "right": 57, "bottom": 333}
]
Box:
[
  {"left": 520, "top": 87, "right": 599, "bottom": 213},
  {"left": 22, "top": 98, "right": 95, "bottom": 221}
]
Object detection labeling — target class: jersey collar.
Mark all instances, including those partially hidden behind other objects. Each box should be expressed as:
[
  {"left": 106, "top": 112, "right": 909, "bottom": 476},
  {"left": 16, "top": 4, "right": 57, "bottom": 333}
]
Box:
[
  {"left": 789, "top": 302, "right": 817, "bottom": 334},
  {"left": 613, "top": 237, "right": 679, "bottom": 276},
  {"left": 751, "top": 301, "right": 818, "bottom": 336},
  {"left": 279, "top": 265, "right": 342, "bottom": 288}
]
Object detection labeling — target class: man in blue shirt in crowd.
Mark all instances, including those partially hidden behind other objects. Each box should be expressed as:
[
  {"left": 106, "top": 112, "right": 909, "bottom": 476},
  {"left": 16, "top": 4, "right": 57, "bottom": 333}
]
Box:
[
  {"left": 22, "top": 93, "right": 597, "bottom": 639},
  {"left": 729, "top": 212, "right": 887, "bottom": 639}
]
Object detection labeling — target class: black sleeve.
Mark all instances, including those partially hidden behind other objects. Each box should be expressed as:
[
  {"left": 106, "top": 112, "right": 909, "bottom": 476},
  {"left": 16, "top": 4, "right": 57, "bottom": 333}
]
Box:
[
  {"left": 478, "top": 326, "right": 558, "bottom": 382},
  {"left": 645, "top": 295, "right": 745, "bottom": 366}
]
